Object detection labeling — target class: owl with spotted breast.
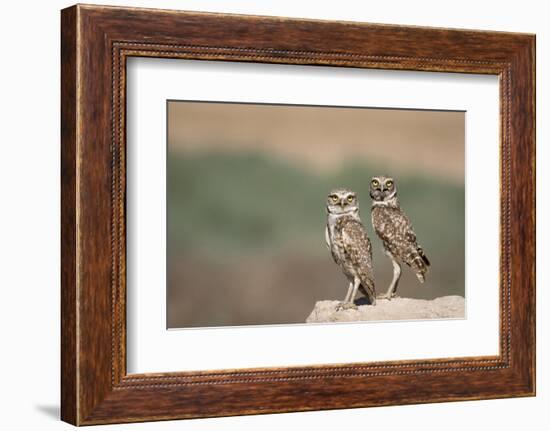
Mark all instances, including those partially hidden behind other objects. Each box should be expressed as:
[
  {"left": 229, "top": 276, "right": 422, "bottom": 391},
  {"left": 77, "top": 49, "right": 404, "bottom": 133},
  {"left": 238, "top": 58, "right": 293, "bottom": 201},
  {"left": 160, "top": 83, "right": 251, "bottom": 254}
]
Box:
[
  {"left": 325, "top": 188, "right": 376, "bottom": 308},
  {"left": 369, "top": 176, "right": 430, "bottom": 300}
]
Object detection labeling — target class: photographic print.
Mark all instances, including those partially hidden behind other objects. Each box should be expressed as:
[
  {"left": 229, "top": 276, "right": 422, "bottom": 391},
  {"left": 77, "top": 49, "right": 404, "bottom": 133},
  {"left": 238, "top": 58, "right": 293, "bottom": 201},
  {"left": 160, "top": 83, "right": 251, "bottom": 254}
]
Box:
[
  {"left": 61, "top": 7, "right": 535, "bottom": 423},
  {"left": 167, "top": 101, "right": 465, "bottom": 328}
]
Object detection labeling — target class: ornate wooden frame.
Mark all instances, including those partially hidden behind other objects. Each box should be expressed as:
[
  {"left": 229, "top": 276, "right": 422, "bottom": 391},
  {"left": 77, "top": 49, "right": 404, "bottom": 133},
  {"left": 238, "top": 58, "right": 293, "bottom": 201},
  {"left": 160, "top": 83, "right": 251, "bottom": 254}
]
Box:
[{"left": 61, "top": 4, "right": 535, "bottom": 425}]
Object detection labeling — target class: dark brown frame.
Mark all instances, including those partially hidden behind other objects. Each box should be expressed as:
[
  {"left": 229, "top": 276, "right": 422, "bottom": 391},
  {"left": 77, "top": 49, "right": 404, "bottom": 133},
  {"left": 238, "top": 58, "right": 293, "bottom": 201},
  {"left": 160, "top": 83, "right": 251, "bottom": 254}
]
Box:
[{"left": 61, "top": 4, "right": 535, "bottom": 426}]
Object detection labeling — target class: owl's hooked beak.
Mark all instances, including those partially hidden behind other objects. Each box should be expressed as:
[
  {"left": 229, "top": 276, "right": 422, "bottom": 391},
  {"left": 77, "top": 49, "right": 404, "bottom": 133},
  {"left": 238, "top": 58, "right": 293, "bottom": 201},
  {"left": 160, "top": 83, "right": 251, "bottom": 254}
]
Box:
[
  {"left": 370, "top": 189, "right": 383, "bottom": 201},
  {"left": 338, "top": 199, "right": 350, "bottom": 207}
]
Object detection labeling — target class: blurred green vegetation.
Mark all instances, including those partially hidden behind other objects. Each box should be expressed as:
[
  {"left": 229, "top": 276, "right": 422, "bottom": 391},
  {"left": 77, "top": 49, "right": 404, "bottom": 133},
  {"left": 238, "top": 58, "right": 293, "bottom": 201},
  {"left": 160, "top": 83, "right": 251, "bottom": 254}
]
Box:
[
  {"left": 168, "top": 150, "right": 464, "bottom": 261},
  {"left": 167, "top": 150, "right": 465, "bottom": 326}
]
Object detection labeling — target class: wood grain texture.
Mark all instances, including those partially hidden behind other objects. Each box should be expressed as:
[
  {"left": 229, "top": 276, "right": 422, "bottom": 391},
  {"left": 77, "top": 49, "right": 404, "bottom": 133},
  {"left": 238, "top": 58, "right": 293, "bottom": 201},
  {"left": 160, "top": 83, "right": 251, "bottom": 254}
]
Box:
[
  {"left": 60, "top": 5, "right": 78, "bottom": 425},
  {"left": 60, "top": 4, "right": 535, "bottom": 425}
]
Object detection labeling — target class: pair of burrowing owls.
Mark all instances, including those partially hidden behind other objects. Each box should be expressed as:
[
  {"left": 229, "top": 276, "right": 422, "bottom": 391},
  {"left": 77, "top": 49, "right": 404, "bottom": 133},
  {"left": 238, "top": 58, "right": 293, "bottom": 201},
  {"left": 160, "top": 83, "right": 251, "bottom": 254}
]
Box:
[{"left": 325, "top": 175, "right": 430, "bottom": 309}]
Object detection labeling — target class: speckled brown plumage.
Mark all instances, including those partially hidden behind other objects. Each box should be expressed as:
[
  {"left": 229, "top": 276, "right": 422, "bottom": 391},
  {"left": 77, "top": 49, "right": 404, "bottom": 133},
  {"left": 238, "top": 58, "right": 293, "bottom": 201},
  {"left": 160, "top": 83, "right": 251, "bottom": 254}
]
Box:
[
  {"left": 335, "top": 215, "right": 376, "bottom": 298},
  {"left": 369, "top": 176, "right": 430, "bottom": 299},
  {"left": 371, "top": 205, "right": 429, "bottom": 281},
  {"left": 325, "top": 189, "right": 376, "bottom": 305}
]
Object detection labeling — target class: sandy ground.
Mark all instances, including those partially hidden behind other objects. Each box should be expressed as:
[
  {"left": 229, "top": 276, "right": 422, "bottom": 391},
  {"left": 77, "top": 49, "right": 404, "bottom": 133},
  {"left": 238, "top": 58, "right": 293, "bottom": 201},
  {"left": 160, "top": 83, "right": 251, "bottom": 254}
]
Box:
[{"left": 306, "top": 295, "right": 465, "bottom": 323}]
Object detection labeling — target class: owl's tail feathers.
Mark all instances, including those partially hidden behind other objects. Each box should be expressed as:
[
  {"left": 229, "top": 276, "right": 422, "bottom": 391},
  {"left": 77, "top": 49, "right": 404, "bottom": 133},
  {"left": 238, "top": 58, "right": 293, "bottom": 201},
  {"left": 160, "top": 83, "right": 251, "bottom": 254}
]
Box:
[
  {"left": 419, "top": 247, "right": 430, "bottom": 267},
  {"left": 412, "top": 246, "right": 430, "bottom": 283},
  {"left": 359, "top": 279, "right": 376, "bottom": 305}
]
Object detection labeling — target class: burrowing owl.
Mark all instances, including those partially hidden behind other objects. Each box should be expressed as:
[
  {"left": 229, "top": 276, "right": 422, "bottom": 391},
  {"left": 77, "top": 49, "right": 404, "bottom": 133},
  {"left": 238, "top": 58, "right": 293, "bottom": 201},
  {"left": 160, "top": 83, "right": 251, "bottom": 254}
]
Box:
[
  {"left": 369, "top": 176, "right": 430, "bottom": 300},
  {"left": 325, "top": 188, "right": 376, "bottom": 308}
]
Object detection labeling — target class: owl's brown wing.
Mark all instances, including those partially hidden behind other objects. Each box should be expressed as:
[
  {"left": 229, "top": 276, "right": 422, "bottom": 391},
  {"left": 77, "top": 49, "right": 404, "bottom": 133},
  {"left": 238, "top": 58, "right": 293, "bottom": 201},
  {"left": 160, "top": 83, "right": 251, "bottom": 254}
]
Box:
[
  {"left": 372, "top": 206, "right": 404, "bottom": 248},
  {"left": 381, "top": 208, "right": 430, "bottom": 282},
  {"left": 341, "top": 219, "right": 376, "bottom": 301}
]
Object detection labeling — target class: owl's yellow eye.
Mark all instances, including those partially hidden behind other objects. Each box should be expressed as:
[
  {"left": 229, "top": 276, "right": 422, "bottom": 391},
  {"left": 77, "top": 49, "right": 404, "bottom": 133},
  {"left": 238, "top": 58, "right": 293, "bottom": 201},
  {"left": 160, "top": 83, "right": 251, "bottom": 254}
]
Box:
[
  {"left": 386, "top": 180, "right": 393, "bottom": 188},
  {"left": 330, "top": 195, "right": 339, "bottom": 203},
  {"left": 371, "top": 179, "right": 379, "bottom": 187},
  {"left": 347, "top": 195, "right": 354, "bottom": 203}
]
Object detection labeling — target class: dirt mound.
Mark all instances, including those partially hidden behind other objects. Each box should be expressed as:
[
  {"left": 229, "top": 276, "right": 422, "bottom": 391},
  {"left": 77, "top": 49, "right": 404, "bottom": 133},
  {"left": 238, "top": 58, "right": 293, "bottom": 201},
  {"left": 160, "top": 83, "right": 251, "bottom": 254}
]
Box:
[{"left": 306, "top": 296, "right": 465, "bottom": 323}]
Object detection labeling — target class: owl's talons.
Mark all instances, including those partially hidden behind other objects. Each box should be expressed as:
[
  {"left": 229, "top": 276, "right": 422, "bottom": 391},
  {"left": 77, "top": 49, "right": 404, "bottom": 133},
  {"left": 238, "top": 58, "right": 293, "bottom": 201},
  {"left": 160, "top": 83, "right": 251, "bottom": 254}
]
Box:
[{"left": 336, "top": 301, "right": 358, "bottom": 311}]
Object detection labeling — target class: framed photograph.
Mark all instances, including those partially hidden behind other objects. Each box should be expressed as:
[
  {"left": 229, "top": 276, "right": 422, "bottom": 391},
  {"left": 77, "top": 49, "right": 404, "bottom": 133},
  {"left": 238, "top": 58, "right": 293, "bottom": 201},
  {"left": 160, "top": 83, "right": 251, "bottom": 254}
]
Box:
[{"left": 61, "top": 4, "right": 535, "bottom": 425}]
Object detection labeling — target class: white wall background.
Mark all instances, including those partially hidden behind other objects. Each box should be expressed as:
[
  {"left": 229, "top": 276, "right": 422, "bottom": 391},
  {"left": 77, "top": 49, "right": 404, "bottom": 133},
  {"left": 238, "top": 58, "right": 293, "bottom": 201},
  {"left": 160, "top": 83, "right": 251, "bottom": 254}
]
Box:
[{"left": 0, "top": 0, "right": 545, "bottom": 429}]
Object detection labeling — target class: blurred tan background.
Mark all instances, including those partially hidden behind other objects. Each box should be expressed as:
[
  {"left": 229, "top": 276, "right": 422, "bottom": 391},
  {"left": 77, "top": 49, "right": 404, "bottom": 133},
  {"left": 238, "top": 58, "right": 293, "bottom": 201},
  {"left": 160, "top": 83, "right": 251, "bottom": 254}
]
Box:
[
  {"left": 169, "top": 102, "right": 464, "bottom": 181},
  {"left": 167, "top": 101, "right": 465, "bottom": 328}
]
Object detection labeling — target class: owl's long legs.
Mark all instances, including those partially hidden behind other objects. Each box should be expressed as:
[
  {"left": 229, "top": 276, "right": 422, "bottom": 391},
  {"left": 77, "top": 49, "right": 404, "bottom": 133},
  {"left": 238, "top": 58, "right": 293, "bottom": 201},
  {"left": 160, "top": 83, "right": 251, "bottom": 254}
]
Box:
[
  {"left": 343, "top": 281, "right": 354, "bottom": 303},
  {"left": 379, "top": 251, "right": 402, "bottom": 300},
  {"left": 348, "top": 277, "right": 361, "bottom": 304},
  {"left": 337, "top": 281, "right": 359, "bottom": 310},
  {"left": 387, "top": 257, "right": 402, "bottom": 298}
]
